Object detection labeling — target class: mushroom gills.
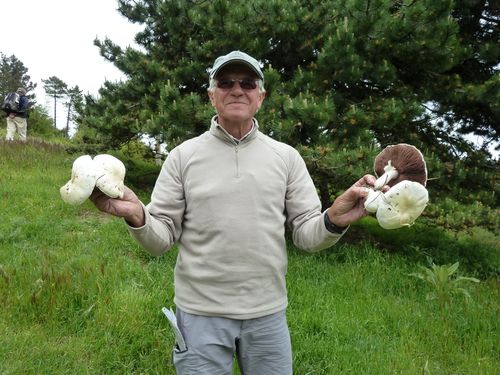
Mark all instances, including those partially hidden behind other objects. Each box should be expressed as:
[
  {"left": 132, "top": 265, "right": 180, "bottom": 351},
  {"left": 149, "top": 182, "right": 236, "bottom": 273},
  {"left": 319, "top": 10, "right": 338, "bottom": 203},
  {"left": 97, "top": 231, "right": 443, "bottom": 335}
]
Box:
[{"left": 373, "top": 144, "right": 428, "bottom": 188}]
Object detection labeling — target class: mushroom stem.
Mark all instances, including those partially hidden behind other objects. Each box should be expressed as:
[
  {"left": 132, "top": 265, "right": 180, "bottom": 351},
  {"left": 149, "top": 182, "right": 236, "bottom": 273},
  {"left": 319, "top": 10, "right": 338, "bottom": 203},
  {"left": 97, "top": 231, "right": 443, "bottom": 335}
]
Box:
[
  {"left": 374, "top": 161, "right": 399, "bottom": 190},
  {"left": 364, "top": 189, "right": 384, "bottom": 213}
]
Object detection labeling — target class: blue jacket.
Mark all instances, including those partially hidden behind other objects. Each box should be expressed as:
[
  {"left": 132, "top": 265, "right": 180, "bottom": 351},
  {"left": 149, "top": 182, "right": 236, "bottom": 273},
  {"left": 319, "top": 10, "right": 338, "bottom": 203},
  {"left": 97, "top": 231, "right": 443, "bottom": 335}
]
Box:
[{"left": 5, "top": 94, "right": 29, "bottom": 118}]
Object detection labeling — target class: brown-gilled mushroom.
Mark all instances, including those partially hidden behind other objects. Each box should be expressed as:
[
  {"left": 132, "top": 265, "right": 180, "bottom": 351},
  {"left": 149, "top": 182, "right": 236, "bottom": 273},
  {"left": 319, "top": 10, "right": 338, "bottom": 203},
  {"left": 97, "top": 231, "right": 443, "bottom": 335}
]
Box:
[
  {"left": 60, "top": 155, "right": 98, "bottom": 205},
  {"left": 60, "top": 154, "right": 126, "bottom": 205},
  {"left": 364, "top": 144, "right": 429, "bottom": 229},
  {"left": 373, "top": 143, "right": 427, "bottom": 190}
]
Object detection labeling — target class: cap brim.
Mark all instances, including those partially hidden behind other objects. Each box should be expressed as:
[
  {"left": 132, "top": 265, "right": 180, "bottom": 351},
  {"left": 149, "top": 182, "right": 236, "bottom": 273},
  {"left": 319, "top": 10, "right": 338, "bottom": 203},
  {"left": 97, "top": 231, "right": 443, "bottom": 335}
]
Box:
[{"left": 211, "top": 60, "right": 263, "bottom": 79}]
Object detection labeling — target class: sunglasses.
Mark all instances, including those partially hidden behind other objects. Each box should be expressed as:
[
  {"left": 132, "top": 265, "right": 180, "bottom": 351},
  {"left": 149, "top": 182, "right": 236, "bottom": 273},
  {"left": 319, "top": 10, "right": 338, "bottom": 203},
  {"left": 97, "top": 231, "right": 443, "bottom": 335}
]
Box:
[{"left": 216, "top": 78, "right": 258, "bottom": 90}]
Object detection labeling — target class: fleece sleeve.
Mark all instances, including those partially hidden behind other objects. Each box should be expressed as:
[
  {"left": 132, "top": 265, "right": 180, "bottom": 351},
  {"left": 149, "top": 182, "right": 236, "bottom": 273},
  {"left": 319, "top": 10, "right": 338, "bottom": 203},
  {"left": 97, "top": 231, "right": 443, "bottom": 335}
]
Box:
[
  {"left": 285, "top": 148, "right": 345, "bottom": 252},
  {"left": 128, "top": 147, "right": 185, "bottom": 256}
]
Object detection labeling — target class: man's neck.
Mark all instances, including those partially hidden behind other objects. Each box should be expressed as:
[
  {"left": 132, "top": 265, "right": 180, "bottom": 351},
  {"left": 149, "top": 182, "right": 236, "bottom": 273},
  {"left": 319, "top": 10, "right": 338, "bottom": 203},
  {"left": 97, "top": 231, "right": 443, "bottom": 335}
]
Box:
[{"left": 217, "top": 118, "right": 254, "bottom": 140}]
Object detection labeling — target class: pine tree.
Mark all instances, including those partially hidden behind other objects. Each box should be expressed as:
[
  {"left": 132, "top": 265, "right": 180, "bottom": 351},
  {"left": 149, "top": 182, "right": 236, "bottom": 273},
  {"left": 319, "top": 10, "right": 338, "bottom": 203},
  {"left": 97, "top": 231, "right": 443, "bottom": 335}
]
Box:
[
  {"left": 64, "top": 86, "right": 83, "bottom": 137},
  {"left": 42, "top": 76, "right": 68, "bottom": 129},
  {"left": 0, "top": 53, "right": 36, "bottom": 99},
  {"left": 77, "top": 0, "right": 499, "bottom": 205}
]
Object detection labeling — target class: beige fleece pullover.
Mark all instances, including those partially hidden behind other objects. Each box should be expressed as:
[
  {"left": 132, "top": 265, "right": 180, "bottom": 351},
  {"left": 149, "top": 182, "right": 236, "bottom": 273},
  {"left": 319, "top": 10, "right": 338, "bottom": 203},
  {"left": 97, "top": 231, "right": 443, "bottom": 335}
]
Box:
[{"left": 129, "top": 117, "right": 344, "bottom": 319}]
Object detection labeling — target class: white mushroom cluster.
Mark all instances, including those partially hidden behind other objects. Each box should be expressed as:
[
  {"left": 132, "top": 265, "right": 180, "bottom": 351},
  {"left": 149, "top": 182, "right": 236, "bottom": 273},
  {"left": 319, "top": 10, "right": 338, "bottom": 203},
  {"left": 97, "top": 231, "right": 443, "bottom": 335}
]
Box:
[
  {"left": 364, "top": 144, "right": 429, "bottom": 229},
  {"left": 60, "top": 154, "right": 126, "bottom": 205}
]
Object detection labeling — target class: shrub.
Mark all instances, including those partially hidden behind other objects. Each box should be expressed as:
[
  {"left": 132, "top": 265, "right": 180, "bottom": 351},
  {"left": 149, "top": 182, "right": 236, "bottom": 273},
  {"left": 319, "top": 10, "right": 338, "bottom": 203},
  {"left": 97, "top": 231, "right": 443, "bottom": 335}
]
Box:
[
  {"left": 28, "top": 105, "right": 67, "bottom": 141},
  {"left": 423, "top": 197, "right": 499, "bottom": 232}
]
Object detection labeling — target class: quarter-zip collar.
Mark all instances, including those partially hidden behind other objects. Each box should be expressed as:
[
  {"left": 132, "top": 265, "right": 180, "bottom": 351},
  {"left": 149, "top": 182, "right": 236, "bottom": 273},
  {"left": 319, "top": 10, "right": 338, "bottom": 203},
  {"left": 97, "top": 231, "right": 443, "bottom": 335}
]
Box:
[{"left": 210, "top": 115, "right": 259, "bottom": 146}]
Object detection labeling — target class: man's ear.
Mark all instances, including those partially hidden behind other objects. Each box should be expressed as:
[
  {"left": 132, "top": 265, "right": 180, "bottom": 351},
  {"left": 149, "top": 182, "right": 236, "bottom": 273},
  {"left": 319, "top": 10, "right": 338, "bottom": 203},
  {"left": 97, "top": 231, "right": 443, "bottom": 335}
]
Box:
[
  {"left": 257, "top": 91, "right": 266, "bottom": 109},
  {"left": 208, "top": 90, "right": 216, "bottom": 107}
]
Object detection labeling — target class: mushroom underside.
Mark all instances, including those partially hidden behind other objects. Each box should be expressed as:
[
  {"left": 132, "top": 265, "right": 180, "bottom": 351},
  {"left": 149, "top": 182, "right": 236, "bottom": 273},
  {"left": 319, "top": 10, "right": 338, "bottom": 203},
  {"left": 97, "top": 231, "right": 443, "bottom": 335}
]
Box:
[{"left": 374, "top": 144, "right": 428, "bottom": 188}]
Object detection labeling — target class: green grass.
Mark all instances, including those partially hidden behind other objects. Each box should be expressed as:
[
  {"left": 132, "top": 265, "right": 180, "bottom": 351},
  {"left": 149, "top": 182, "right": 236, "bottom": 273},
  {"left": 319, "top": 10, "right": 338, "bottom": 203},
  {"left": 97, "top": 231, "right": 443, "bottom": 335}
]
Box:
[
  {"left": 0, "top": 140, "right": 498, "bottom": 374},
  {"left": 287, "top": 245, "right": 498, "bottom": 374}
]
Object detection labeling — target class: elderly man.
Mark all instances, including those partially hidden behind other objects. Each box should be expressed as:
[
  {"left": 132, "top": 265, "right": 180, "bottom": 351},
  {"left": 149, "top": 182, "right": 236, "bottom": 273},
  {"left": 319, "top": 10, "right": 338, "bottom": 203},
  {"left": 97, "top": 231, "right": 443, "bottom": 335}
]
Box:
[
  {"left": 91, "top": 51, "right": 378, "bottom": 374},
  {"left": 4, "top": 87, "right": 29, "bottom": 141}
]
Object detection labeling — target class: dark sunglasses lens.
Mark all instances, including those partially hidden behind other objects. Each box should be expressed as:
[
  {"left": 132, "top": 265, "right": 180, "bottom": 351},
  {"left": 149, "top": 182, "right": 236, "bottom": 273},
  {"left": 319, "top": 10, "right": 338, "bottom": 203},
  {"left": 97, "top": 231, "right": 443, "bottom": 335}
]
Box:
[
  {"left": 217, "top": 79, "right": 257, "bottom": 90},
  {"left": 240, "top": 79, "right": 257, "bottom": 90},
  {"left": 217, "top": 79, "right": 234, "bottom": 89}
]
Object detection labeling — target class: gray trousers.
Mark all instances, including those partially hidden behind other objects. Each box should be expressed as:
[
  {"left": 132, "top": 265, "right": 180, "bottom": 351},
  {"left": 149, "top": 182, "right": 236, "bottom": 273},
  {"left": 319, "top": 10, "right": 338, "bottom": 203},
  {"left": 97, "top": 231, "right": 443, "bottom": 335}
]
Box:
[{"left": 172, "top": 308, "right": 293, "bottom": 375}]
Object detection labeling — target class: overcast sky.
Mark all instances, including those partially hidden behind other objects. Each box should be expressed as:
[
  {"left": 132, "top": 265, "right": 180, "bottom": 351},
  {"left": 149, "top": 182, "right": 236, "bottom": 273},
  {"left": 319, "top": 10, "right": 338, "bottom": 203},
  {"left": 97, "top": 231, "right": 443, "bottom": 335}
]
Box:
[{"left": 0, "top": 0, "right": 142, "bottom": 130}]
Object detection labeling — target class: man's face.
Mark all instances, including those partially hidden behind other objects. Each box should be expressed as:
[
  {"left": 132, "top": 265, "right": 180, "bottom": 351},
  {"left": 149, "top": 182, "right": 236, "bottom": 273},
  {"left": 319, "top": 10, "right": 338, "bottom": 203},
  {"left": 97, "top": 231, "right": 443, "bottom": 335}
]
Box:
[{"left": 208, "top": 64, "right": 265, "bottom": 125}]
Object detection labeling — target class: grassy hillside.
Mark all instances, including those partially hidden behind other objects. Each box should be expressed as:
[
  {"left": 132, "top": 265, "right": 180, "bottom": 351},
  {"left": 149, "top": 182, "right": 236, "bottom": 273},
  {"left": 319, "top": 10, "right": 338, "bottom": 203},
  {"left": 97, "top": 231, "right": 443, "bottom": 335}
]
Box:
[{"left": 0, "top": 140, "right": 498, "bottom": 374}]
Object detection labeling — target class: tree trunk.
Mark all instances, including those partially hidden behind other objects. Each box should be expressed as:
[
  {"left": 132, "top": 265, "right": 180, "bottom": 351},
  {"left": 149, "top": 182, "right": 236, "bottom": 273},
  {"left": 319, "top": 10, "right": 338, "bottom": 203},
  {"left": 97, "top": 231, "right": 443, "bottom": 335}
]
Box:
[
  {"left": 154, "top": 136, "right": 163, "bottom": 165},
  {"left": 319, "top": 183, "right": 331, "bottom": 211},
  {"left": 53, "top": 95, "right": 57, "bottom": 128},
  {"left": 65, "top": 100, "right": 72, "bottom": 137}
]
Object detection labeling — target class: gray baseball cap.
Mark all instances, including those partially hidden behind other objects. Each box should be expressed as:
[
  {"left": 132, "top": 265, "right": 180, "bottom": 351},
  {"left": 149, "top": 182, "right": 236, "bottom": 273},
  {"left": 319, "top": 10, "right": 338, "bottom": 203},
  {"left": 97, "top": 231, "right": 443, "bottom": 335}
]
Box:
[{"left": 209, "top": 50, "right": 264, "bottom": 80}]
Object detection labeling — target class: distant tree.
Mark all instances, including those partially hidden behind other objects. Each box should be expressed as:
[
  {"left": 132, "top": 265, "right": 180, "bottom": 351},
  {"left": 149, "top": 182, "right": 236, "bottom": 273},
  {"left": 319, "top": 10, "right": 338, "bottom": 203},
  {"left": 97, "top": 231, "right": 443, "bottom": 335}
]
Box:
[
  {"left": 0, "top": 52, "right": 36, "bottom": 100},
  {"left": 64, "top": 85, "right": 83, "bottom": 137},
  {"left": 42, "top": 76, "right": 68, "bottom": 128}
]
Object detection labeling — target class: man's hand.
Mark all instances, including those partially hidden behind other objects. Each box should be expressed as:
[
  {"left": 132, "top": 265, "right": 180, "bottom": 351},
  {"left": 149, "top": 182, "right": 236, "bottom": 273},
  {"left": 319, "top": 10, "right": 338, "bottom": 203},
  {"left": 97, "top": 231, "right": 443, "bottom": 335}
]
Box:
[
  {"left": 326, "top": 174, "right": 383, "bottom": 228},
  {"left": 89, "top": 186, "right": 145, "bottom": 227}
]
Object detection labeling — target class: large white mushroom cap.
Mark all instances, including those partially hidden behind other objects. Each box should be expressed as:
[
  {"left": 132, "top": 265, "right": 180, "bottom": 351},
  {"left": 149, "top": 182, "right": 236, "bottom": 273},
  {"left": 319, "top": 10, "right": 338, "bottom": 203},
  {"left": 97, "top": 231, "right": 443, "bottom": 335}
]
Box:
[
  {"left": 60, "top": 154, "right": 127, "bottom": 205},
  {"left": 375, "top": 181, "right": 429, "bottom": 229},
  {"left": 59, "top": 155, "right": 98, "bottom": 205},
  {"left": 93, "top": 154, "right": 126, "bottom": 199}
]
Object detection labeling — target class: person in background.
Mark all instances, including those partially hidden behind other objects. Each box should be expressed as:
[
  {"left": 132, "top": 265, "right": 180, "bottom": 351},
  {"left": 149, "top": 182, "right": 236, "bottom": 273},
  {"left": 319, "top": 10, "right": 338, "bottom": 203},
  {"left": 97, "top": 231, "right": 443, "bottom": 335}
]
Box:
[
  {"left": 5, "top": 87, "right": 29, "bottom": 142},
  {"left": 90, "top": 50, "right": 380, "bottom": 375}
]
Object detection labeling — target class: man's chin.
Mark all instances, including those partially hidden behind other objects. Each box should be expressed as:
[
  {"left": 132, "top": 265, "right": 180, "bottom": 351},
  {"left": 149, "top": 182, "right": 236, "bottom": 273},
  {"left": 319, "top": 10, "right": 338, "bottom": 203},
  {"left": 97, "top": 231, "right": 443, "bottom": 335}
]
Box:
[
  {"left": 219, "top": 113, "right": 253, "bottom": 123},
  {"left": 227, "top": 109, "right": 250, "bottom": 117}
]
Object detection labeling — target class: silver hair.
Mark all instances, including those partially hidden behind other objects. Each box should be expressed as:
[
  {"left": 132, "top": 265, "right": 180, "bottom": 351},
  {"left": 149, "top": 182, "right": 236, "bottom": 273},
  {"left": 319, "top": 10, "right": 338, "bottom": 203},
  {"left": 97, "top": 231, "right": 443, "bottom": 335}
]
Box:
[{"left": 207, "top": 77, "right": 266, "bottom": 93}]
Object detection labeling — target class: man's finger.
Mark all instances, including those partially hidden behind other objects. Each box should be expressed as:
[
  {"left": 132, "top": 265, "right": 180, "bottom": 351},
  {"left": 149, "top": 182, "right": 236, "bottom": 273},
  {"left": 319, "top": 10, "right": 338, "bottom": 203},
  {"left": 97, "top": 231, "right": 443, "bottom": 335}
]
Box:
[
  {"left": 89, "top": 187, "right": 103, "bottom": 202},
  {"left": 349, "top": 186, "right": 371, "bottom": 199},
  {"left": 354, "top": 174, "right": 376, "bottom": 187}
]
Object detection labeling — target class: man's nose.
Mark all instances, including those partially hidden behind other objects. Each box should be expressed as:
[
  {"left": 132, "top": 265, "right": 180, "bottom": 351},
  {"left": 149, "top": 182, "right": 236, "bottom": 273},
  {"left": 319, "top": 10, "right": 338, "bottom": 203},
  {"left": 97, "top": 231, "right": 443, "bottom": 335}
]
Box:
[{"left": 230, "top": 81, "right": 245, "bottom": 93}]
